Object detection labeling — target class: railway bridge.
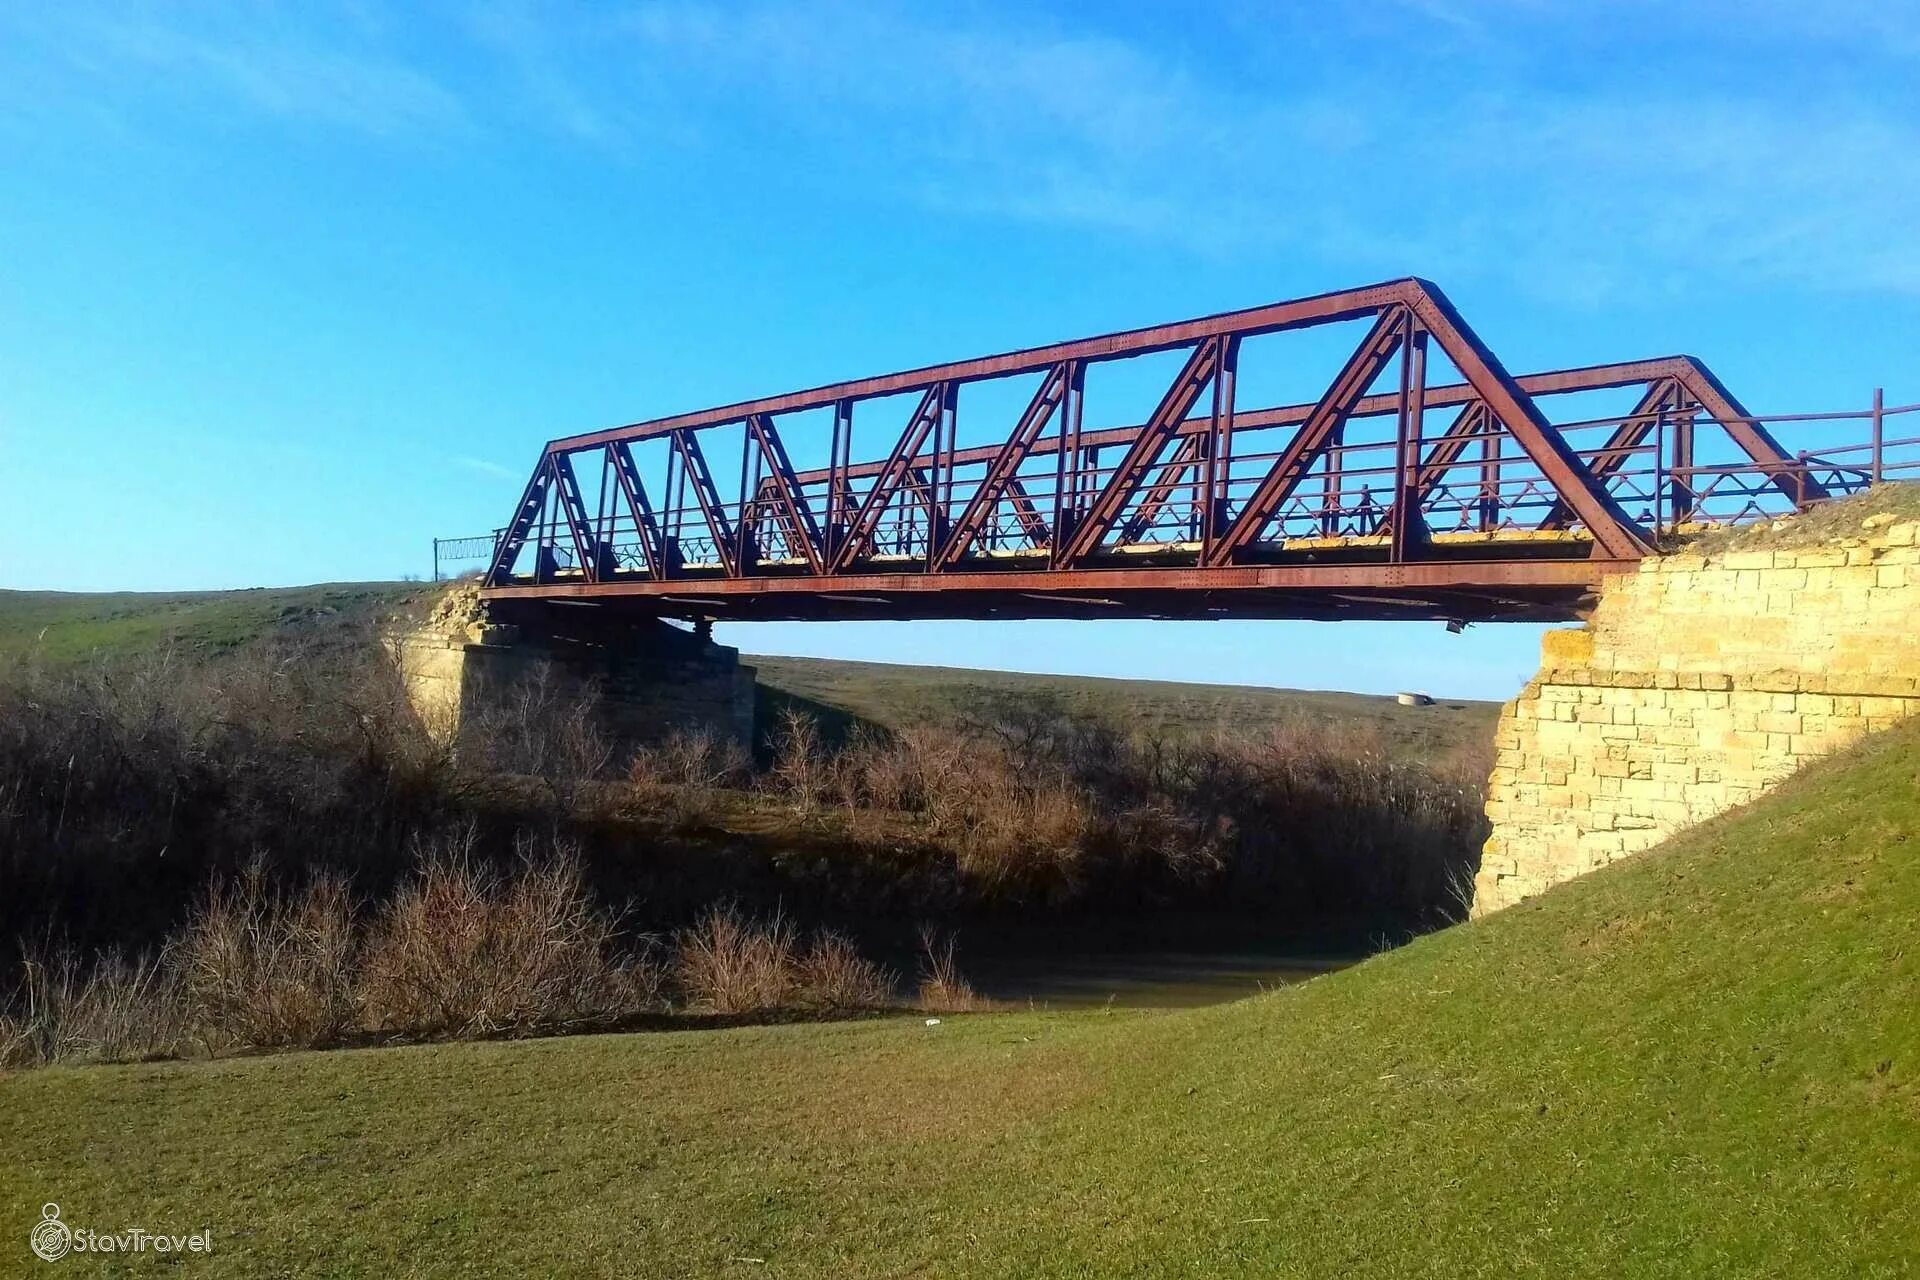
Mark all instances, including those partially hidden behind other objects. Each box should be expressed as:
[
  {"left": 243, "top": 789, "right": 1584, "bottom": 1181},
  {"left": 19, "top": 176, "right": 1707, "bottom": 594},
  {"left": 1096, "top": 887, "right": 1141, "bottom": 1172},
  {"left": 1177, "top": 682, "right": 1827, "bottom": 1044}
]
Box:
[
  {"left": 468, "top": 278, "right": 1909, "bottom": 627},
  {"left": 413, "top": 279, "right": 1920, "bottom": 913}
]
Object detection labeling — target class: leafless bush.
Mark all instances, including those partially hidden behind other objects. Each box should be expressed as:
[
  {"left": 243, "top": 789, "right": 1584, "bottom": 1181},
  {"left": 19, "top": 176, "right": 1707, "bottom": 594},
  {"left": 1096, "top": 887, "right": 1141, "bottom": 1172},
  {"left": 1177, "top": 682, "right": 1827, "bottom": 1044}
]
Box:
[
  {"left": 176, "top": 863, "right": 360, "bottom": 1051},
  {"left": 631, "top": 725, "right": 751, "bottom": 791},
  {"left": 466, "top": 661, "right": 613, "bottom": 810},
  {"left": 915, "top": 926, "right": 989, "bottom": 1013},
  {"left": 628, "top": 726, "right": 748, "bottom": 829},
  {"left": 673, "top": 907, "right": 899, "bottom": 1014},
  {"left": 672, "top": 906, "right": 801, "bottom": 1013},
  {"left": 0, "top": 948, "right": 186, "bottom": 1069},
  {"left": 771, "top": 707, "right": 828, "bottom": 814},
  {"left": 357, "top": 832, "right": 647, "bottom": 1036},
  {"left": 796, "top": 931, "right": 896, "bottom": 1010},
  {"left": 0, "top": 640, "right": 460, "bottom": 954}
]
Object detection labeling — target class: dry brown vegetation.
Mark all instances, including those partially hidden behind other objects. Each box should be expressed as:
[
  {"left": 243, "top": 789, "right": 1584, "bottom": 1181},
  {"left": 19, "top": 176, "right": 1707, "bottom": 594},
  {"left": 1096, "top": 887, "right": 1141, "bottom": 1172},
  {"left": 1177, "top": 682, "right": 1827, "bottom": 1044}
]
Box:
[
  {"left": 0, "top": 847, "right": 906, "bottom": 1070},
  {"left": 744, "top": 695, "right": 1489, "bottom": 916},
  {"left": 0, "top": 618, "right": 1492, "bottom": 1068}
]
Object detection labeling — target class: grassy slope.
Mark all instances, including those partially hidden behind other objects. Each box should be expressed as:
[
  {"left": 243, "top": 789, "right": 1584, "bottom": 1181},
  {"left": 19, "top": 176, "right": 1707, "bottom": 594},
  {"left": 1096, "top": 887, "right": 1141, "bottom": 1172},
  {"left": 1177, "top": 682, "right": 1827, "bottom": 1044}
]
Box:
[
  {"left": 0, "top": 585, "right": 1498, "bottom": 756},
  {"left": 0, "top": 583, "right": 426, "bottom": 664},
  {"left": 750, "top": 653, "right": 1497, "bottom": 757},
  {"left": 5, "top": 726, "right": 1916, "bottom": 1277}
]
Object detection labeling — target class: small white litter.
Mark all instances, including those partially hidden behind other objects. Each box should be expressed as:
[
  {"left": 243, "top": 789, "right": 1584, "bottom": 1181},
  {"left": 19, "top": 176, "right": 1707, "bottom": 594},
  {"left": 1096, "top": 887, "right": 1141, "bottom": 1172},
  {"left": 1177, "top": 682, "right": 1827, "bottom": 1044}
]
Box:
[{"left": 925, "top": 1018, "right": 942, "bottom": 1026}]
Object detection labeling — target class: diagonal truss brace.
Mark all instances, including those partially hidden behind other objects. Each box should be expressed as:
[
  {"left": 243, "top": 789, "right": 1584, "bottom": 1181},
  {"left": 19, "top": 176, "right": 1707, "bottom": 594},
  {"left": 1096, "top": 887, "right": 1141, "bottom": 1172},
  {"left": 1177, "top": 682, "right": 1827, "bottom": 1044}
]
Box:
[
  {"left": 937, "top": 363, "right": 1069, "bottom": 567},
  {"left": 1058, "top": 337, "right": 1225, "bottom": 565},
  {"left": 671, "top": 428, "right": 738, "bottom": 577},
  {"left": 1206, "top": 308, "right": 1409, "bottom": 565},
  {"left": 549, "top": 452, "right": 605, "bottom": 580},
  {"left": 608, "top": 441, "right": 670, "bottom": 579},
  {"left": 833, "top": 385, "right": 947, "bottom": 572},
  {"left": 746, "top": 413, "right": 826, "bottom": 572}
]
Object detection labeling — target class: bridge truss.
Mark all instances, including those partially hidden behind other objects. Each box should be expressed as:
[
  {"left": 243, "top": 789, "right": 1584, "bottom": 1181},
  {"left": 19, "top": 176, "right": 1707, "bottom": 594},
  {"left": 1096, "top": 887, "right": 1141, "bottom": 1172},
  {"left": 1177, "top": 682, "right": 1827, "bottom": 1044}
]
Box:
[{"left": 478, "top": 278, "right": 1900, "bottom": 624}]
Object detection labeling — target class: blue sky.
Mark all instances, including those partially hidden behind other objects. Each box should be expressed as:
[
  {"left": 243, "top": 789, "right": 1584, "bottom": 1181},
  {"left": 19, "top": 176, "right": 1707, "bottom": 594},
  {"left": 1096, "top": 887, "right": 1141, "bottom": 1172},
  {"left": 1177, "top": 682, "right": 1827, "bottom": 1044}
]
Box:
[{"left": 3, "top": 1, "right": 1916, "bottom": 700}]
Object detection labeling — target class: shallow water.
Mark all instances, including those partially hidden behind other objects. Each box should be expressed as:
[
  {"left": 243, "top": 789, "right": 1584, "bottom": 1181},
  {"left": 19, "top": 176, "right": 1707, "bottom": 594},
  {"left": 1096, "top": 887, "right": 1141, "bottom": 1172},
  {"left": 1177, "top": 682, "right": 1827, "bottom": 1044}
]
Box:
[{"left": 961, "top": 949, "right": 1355, "bottom": 1009}]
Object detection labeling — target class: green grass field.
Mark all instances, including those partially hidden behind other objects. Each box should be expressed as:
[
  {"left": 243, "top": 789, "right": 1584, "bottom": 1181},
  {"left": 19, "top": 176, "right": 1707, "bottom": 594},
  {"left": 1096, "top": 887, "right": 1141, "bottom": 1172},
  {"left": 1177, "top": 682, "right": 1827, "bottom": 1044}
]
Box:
[
  {"left": 5, "top": 721, "right": 1914, "bottom": 1276},
  {"left": 0, "top": 583, "right": 427, "bottom": 664}
]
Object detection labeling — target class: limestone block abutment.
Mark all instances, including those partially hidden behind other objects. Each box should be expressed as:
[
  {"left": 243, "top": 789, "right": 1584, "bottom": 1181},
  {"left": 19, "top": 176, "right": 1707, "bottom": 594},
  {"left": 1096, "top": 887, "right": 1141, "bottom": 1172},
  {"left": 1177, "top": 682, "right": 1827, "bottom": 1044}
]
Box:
[
  {"left": 1473, "top": 509, "right": 1920, "bottom": 915},
  {"left": 387, "top": 591, "right": 755, "bottom": 756}
]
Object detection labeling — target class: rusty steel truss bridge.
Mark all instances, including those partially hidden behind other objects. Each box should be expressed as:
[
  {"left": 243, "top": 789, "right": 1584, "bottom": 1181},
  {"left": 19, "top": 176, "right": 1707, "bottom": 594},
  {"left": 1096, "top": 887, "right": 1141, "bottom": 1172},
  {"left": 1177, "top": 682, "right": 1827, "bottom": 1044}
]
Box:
[{"left": 467, "top": 278, "right": 1916, "bottom": 624}]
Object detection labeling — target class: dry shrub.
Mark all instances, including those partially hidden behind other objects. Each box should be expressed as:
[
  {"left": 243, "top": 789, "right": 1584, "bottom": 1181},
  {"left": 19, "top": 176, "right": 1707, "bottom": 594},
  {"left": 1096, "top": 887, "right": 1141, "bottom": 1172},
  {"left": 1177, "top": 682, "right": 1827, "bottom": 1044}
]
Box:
[
  {"left": 628, "top": 726, "right": 748, "bottom": 830},
  {"left": 758, "top": 693, "right": 1485, "bottom": 916},
  {"left": 796, "top": 932, "right": 896, "bottom": 1010},
  {"left": 0, "top": 949, "right": 185, "bottom": 1069},
  {"left": 176, "top": 864, "right": 359, "bottom": 1051},
  {"left": 357, "top": 833, "right": 646, "bottom": 1037},
  {"left": 947, "top": 780, "right": 1091, "bottom": 895},
  {"left": 466, "top": 661, "right": 613, "bottom": 811},
  {"left": 915, "top": 927, "right": 989, "bottom": 1013},
  {"left": 673, "top": 907, "right": 801, "bottom": 1013},
  {"left": 0, "top": 637, "right": 459, "bottom": 955},
  {"left": 673, "top": 907, "right": 898, "bottom": 1014},
  {"left": 770, "top": 708, "right": 828, "bottom": 814},
  {"left": 631, "top": 725, "right": 750, "bottom": 791}
]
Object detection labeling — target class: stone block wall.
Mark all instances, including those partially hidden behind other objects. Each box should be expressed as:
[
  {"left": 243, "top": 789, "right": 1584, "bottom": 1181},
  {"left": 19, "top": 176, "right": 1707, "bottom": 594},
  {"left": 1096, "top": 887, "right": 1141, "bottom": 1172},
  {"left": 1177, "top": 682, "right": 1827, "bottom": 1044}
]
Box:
[
  {"left": 1473, "top": 511, "right": 1920, "bottom": 915},
  {"left": 390, "top": 609, "right": 756, "bottom": 755}
]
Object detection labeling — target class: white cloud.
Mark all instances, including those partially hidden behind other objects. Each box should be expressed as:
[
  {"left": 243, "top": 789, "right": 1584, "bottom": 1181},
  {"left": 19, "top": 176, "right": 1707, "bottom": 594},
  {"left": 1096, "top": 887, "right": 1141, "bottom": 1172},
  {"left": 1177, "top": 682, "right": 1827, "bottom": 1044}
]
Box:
[
  {"left": 612, "top": 2, "right": 1920, "bottom": 298},
  {"left": 9, "top": 2, "right": 1917, "bottom": 297},
  {"left": 454, "top": 456, "right": 519, "bottom": 480},
  {"left": 69, "top": 11, "right": 469, "bottom": 138}
]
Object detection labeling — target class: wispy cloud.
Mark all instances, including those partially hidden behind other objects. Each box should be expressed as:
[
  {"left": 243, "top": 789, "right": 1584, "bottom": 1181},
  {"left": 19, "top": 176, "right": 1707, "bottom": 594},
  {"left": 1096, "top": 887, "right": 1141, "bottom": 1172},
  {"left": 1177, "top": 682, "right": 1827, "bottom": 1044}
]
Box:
[
  {"left": 14, "top": 7, "right": 470, "bottom": 139},
  {"left": 614, "top": 1, "right": 1920, "bottom": 298},
  {"left": 7, "top": 2, "right": 1917, "bottom": 298},
  {"left": 454, "top": 456, "right": 518, "bottom": 480}
]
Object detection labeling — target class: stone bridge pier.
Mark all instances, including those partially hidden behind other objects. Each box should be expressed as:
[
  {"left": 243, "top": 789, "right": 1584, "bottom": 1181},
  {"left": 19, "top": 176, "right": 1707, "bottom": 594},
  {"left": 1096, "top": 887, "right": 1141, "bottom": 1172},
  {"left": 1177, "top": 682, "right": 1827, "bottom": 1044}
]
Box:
[
  {"left": 1474, "top": 507, "right": 1920, "bottom": 915},
  {"left": 389, "top": 586, "right": 755, "bottom": 756}
]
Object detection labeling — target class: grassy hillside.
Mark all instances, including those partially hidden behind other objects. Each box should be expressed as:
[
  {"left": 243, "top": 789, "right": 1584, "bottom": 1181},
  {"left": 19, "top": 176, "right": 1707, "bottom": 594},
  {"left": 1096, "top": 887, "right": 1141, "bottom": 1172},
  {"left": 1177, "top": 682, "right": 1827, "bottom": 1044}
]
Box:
[
  {"left": 753, "top": 653, "right": 1497, "bottom": 757},
  {"left": 0, "top": 583, "right": 426, "bottom": 664},
  {"left": 0, "top": 585, "right": 1499, "bottom": 758},
  {"left": 5, "top": 723, "right": 1915, "bottom": 1276}
]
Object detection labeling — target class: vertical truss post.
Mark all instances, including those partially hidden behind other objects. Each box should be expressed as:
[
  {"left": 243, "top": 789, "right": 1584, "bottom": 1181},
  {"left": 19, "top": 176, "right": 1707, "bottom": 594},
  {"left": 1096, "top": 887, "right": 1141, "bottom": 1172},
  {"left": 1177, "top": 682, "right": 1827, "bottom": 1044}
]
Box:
[
  {"left": 1670, "top": 402, "right": 1696, "bottom": 525},
  {"left": 1651, "top": 413, "right": 1667, "bottom": 535},
  {"left": 1480, "top": 418, "right": 1502, "bottom": 532},
  {"left": 1200, "top": 335, "right": 1239, "bottom": 554},
  {"left": 1872, "top": 386, "right": 1885, "bottom": 485},
  {"left": 734, "top": 424, "right": 757, "bottom": 572},
  {"left": 828, "top": 398, "right": 852, "bottom": 562},
  {"left": 926, "top": 381, "right": 955, "bottom": 569},
  {"left": 667, "top": 437, "right": 688, "bottom": 571},
  {"left": 1052, "top": 361, "right": 1085, "bottom": 567},
  {"left": 1321, "top": 435, "right": 1343, "bottom": 536},
  {"left": 1390, "top": 323, "right": 1429, "bottom": 562}
]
